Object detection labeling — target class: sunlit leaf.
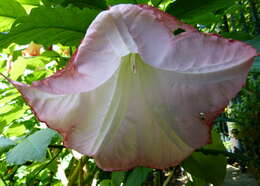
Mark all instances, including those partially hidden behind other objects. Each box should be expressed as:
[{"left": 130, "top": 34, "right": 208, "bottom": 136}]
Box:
[
  {"left": 17, "top": 0, "right": 41, "bottom": 13},
  {"left": 5, "top": 122, "right": 27, "bottom": 137},
  {"left": 13, "top": 56, "right": 51, "bottom": 71},
  {"left": 0, "top": 105, "right": 14, "bottom": 114},
  {"left": 0, "top": 0, "right": 27, "bottom": 32},
  {"left": 100, "top": 179, "right": 112, "bottom": 186},
  {"left": 25, "top": 70, "right": 47, "bottom": 83},
  {"left": 9, "top": 59, "right": 27, "bottom": 80},
  {"left": 41, "top": 51, "right": 61, "bottom": 58},
  {"left": 17, "top": 0, "right": 41, "bottom": 6},
  {"left": 0, "top": 60, "right": 7, "bottom": 73},
  {"left": 0, "top": 178, "right": 5, "bottom": 185},
  {"left": 0, "top": 93, "right": 19, "bottom": 106},
  {"left": 0, "top": 6, "right": 100, "bottom": 49},
  {"left": 0, "top": 105, "right": 27, "bottom": 126}
]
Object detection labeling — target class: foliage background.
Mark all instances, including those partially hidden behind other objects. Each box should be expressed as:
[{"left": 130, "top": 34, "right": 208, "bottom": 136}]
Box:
[{"left": 0, "top": 0, "right": 259, "bottom": 185}]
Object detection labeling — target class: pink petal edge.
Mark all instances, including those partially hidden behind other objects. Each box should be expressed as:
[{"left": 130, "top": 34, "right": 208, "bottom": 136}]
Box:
[{"left": 2, "top": 4, "right": 257, "bottom": 171}]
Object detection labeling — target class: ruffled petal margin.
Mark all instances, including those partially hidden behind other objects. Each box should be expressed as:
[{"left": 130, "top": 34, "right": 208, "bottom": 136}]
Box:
[{"left": 3, "top": 4, "right": 257, "bottom": 171}]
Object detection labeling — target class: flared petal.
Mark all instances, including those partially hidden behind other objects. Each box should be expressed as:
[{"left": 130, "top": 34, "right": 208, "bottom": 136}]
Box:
[{"left": 11, "top": 4, "right": 257, "bottom": 171}]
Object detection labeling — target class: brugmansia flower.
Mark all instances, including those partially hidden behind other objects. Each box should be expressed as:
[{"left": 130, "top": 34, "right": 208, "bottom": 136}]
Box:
[{"left": 10, "top": 4, "right": 257, "bottom": 171}]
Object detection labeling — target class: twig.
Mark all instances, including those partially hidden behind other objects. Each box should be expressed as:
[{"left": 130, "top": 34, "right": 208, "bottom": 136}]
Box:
[
  {"left": 68, "top": 158, "right": 83, "bottom": 186},
  {"left": 33, "top": 148, "right": 62, "bottom": 178},
  {"left": 162, "top": 169, "right": 174, "bottom": 186},
  {"left": 223, "top": 15, "right": 229, "bottom": 33}
]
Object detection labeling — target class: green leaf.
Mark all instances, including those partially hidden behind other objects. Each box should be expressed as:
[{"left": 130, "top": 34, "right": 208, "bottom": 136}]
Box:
[
  {"left": 5, "top": 122, "right": 27, "bottom": 137},
  {"left": 124, "top": 167, "right": 152, "bottom": 186},
  {"left": 0, "top": 137, "right": 16, "bottom": 154},
  {"left": 112, "top": 171, "right": 126, "bottom": 186},
  {"left": 25, "top": 70, "right": 47, "bottom": 83},
  {"left": 221, "top": 32, "right": 254, "bottom": 41},
  {"left": 43, "top": 0, "right": 107, "bottom": 10},
  {"left": 186, "top": 176, "right": 207, "bottom": 186},
  {"left": 41, "top": 0, "right": 65, "bottom": 7},
  {"left": 9, "top": 55, "right": 58, "bottom": 83},
  {"left": 106, "top": 0, "right": 135, "bottom": 5},
  {"left": 151, "top": 0, "right": 163, "bottom": 7},
  {"left": 247, "top": 36, "right": 260, "bottom": 72},
  {"left": 100, "top": 179, "right": 112, "bottom": 186},
  {"left": 17, "top": 0, "right": 41, "bottom": 13},
  {"left": 0, "top": 6, "right": 100, "bottom": 49},
  {"left": 26, "top": 160, "right": 58, "bottom": 183},
  {"left": 0, "top": 33, "right": 5, "bottom": 40},
  {"left": 0, "top": 93, "right": 19, "bottom": 106},
  {"left": 0, "top": 105, "right": 27, "bottom": 126},
  {"left": 41, "top": 50, "right": 61, "bottom": 58},
  {"left": 64, "top": 0, "right": 107, "bottom": 10},
  {"left": 136, "top": 0, "right": 149, "bottom": 3},
  {"left": 13, "top": 56, "right": 52, "bottom": 72},
  {"left": 185, "top": 12, "right": 220, "bottom": 25},
  {"left": 0, "top": 105, "right": 14, "bottom": 114},
  {"left": 166, "top": 0, "right": 236, "bottom": 21},
  {"left": 182, "top": 130, "right": 227, "bottom": 186},
  {"left": 0, "top": 178, "right": 5, "bottom": 186},
  {"left": 0, "top": 60, "right": 7, "bottom": 73},
  {"left": 9, "top": 59, "right": 27, "bottom": 80},
  {"left": 250, "top": 62, "right": 260, "bottom": 73},
  {"left": 0, "top": 0, "right": 27, "bottom": 32},
  {"left": 106, "top": 0, "right": 149, "bottom": 6},
  {"left": 17, "top": 0, "right": 41, "bottom": 6},
  {"left": 247, "top": 35, "right": 260, "bottom": 53},
  {"left": 7, "top": 128, "right": 59, "bottom": 165}
]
